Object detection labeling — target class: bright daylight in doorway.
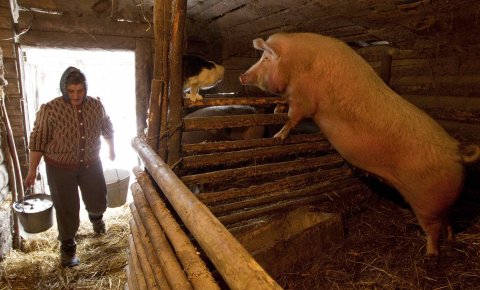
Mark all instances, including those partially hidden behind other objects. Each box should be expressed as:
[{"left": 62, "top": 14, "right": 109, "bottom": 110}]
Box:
[{"left": 22, "top": 48, "right": 138, "bottom": 202}]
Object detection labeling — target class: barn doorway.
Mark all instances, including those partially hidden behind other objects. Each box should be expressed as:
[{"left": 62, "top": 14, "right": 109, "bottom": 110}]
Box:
[{"left": 21, "top": 47, "right": 137, "bottom": 216}]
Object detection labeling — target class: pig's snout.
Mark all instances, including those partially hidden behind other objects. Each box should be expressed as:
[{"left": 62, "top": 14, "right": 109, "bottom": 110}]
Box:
[
  {"left": 239, "top": 74, "right": 247, "bottom": 84},
  {"left": 239, "top": 73, "right": 253, "bottom": 85}
]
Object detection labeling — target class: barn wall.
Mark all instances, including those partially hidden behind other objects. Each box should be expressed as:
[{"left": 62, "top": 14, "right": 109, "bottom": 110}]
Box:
[{"left": 214, "top": 42, "right": 480, "bottom": 144}]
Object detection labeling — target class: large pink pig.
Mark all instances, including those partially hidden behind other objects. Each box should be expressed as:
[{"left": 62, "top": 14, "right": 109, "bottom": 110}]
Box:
[{"left": 239, "top": 32, "right": 480, "bottom": 256}]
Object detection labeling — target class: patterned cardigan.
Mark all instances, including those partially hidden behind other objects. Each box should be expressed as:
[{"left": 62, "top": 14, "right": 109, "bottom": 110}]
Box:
[{"left": 29, "top": 96, "right": 114, "bottom": 170}]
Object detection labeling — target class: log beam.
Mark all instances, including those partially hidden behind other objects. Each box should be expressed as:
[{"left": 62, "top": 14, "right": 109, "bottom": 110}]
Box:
[{"left": 131, "top": 137, "right": 282, "bottom": 290}]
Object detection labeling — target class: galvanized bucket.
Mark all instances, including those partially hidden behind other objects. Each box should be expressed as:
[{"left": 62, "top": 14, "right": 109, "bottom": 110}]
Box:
[{"left": 13, "top": 192, "right": 54, "bottom": 234}]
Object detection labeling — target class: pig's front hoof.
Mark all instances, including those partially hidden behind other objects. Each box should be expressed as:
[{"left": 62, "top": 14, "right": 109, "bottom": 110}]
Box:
[{"left": 273, "top": 131, "right": 288, "bottom": 142}]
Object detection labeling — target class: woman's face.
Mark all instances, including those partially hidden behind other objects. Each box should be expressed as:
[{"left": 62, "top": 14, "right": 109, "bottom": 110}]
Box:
[{"left": 67, "top": 83, "right": 86, "bottom": 105}]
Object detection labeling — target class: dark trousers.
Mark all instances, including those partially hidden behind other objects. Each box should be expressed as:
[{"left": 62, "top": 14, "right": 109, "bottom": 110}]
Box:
[{"left": 46, "top": 161, "right": 107, "bottom": 242}]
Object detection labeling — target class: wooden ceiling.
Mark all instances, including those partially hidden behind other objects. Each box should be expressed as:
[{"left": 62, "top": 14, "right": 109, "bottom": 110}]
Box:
[{"left": 13, "top": 0, "right": 480, "bottom": 57}]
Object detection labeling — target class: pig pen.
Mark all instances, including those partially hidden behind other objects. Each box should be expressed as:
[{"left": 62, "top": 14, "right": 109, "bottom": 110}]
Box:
[
  {"left": 128, "top": 92, "right": 480, "bottom": 289},
  {"left": 126, "top": 40, "right": 480, "bottom": 289},
  {"left": 127, "top": 91, "right": 382, "bottom": 289}
]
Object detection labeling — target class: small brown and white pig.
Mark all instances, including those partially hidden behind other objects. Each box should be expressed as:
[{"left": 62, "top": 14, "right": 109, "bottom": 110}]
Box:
[
  {"left": 182, "top": 105, "right": 265, "bottom": 144},
  {"left": 183, "top": 54, "right": 225, "bottom": 102},
  {"left": 239, "top": 32, "right": 480, "bottom": 256}
]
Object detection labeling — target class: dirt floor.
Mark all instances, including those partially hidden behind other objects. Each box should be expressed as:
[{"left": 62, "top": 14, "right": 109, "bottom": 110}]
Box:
[{"left": 275, "top": 168, "right": 480, "bottom": 290}]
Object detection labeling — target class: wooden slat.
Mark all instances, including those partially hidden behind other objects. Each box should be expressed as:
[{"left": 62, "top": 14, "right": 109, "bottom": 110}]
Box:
[
  {"left": 184, "top": 95, "right": 285, "bottom": 108},
  {"left": 182, "top": 133, "right": 326, "bottom": 155},
  {"left": 184, "top": 113, "right": 287, "bottom": 131},
  {"left": 182, "top": 140, "right": 333, "bottom": 169},
  {"left": 181, "top": 154, "right": 345, "bottom": 186},
  {"left": 210, "top": 177, "right": 357, "bottom": 216},
  {"left": 218, "top": 184, "right": 363, "bottom": 226},
  {"left": 197, "top": 167, "right": 352, "bottom": 205}
]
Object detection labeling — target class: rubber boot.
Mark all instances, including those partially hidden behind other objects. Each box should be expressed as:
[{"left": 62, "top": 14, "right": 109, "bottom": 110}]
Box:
[
  {"left": 89, "top": 213, "right": 106, "bottom": 234},
  {"left": 60, "top": 239, "right": 80, "bottom": 268}
]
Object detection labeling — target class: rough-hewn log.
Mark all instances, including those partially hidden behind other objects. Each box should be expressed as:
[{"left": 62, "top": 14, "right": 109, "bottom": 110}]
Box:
[
  {"left": 0, "top": 98, "right": 23, "bottom": 201},
  {"left": 131, "top": 182, "right": 193, "bottom": 290},
  {"left": 130, "top": 203, "right": 172, "bottom": 290},
  {"left": 133, "top": 167, "right": 220, "bottom": 290},
  {"left": 182, "top": 133, "right": 326, "bottom": 155},
  {"left": 18, "top": 30, "right": 137, "bottom": 49},
  {"left": 126, "top": 263, "right": 139, "bottom": 290},
  {"left": 129, "top": 219, "right": 160, "bottom": 290},
  {"left": 146, "top": 0, "right": 168, "bottom": 152},
  {"left": 166, "top": 0, "right": 187, "bottom": 166},
  {"left": 181, "top": 154, "right": 344, "bottom": 186},
  {"left": 182, "top": 141, "right": 333, "bottom": 169},
  {"left": 198, "top": 167, "right": 352, "bottom": 205},
  {"left": 146, "top": 79, "right": 163, "bottom": 150},
  {"left": 210, "top": 177, "right": 356, "bottom": 216},
  {"left": 129, "top": 236, "right": 148, "bottom": 290},
  {"left": 18, "top": 11, "right": 152, "bottom": 38},
  {"left": 135, "top": 39, "right": 153, "bottom": 137},
  {"left": 131, "top": 137, "right": 282, "bottom": 290},
  {"left": 218, "top": 184, "right": 364, "bottom": 226},
  {"left": 184, "top": 95, "right": 285, "bottom": 108},
  {"left": 184, "top": 113, "right": 288, "bottom": 131},
  {"left": 157, "top": 0, "right": 172, "bottom": 160}
]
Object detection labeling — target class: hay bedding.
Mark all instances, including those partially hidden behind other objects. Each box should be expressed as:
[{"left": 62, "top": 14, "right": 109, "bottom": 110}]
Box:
[
  {"left": 274, "top": 174, "right": 480, "bottom": 290},
  {"left": 0, "top": 205, "right": 130, "bottom": 290}
]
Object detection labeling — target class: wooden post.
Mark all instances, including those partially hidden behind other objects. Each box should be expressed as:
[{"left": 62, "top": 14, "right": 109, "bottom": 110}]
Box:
[
  {"left": 146, "top": 0, "right": 167, "bottom": 151},
  {"left": 166, "top": 0, "right": 187, "bottom": 167},
  {"left": 158, "top": 0, "right": 172, "bottom": 160},
  {"left": 131, "top": 137, "right": 282, "bottom": 290},
  {"left": 135, "top": 39, "right": 152, "bottom": 137}
]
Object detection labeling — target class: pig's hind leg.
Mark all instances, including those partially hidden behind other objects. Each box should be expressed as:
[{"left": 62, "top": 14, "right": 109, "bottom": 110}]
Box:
[{"left": 412, "top": 205, "right": 455, "bottom": 256}]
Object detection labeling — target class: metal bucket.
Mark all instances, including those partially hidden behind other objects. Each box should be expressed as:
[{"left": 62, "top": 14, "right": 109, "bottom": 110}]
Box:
[
  {"left": 13, "top": 193, "right": 54, "bottom": 234},
  {"left": 104, "top": 168, "right": 130, "bottom": 208}
]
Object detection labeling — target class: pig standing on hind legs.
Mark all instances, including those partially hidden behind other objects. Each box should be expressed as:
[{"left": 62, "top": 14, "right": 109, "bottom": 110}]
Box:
[{"left": 239, "top": 32, "right": 480, "bottom": 256}]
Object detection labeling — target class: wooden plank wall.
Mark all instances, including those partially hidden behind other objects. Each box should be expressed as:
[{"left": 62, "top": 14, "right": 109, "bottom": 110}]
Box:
[
  {"left": 218, "top": 43, "right": 480, "bottom": 144},
  {"left": 0, "top": 0, "right": 27, "bottom": 177}
]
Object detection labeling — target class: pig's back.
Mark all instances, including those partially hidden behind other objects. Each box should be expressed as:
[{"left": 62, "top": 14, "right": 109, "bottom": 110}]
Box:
[{"left": 285, "top": 33, "right": 463, "bottom": 185}]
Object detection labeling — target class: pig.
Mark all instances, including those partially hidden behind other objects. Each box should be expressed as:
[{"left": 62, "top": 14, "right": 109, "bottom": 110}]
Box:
[
  {"left": 182, "top": 105, "right": 265, "bottom": 144},
  {"left": 239, "top": 32, "right": 480, "bottom": 256},
  {"left": 183, "top": 54, "right": 225, "bottom": 102}
]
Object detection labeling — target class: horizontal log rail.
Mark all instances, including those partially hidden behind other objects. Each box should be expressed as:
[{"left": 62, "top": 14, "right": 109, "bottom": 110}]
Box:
[
  {"left": 210, "top": 177, "right": 357, "bottom": 216},
  {"left": 182, "top": 141, "right": 333, "bottom": 169},
  {"left": 197, "top": 167, "right": 353, "bottom": 205},
  {"left": 218, "top": 184, "right": 365, "bottom": 226},
  {"left": 182, "top": 133, "right": 326, "bottom": 155},
  {"left": 184, "top": 95, "right": 286, "bottom": 108},
  {"left": 184, "top": 113, "right": 288, "bottom": 131},
  {"left": 131, "top": 137, "right": 282, "bottom": 290},
  {"left": 181, "top": 154, "right": 345, "bottom": 186}
]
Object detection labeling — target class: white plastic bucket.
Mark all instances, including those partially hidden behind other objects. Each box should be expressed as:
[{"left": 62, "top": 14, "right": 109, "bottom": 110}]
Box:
[{"left": 104, "top": 168, "right": 130, "bottom": 208}]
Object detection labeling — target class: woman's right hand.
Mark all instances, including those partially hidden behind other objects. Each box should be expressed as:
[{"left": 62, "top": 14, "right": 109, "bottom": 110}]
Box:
[{"left": 25, "top": 170, "right": 36, "bottom": 188}]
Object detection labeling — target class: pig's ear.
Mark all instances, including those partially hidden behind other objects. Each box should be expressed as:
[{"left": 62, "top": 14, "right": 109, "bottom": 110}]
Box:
[{"left": 253, "top": 38, "right": 278, "bottom": 58}]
